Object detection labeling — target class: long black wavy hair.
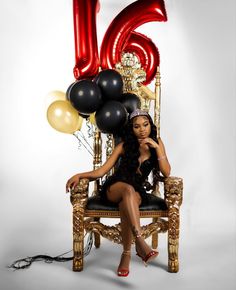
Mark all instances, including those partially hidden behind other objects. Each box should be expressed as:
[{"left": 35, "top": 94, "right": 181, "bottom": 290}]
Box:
[{"left": 117, "top": 113, "right": 161, "bottom": 188}]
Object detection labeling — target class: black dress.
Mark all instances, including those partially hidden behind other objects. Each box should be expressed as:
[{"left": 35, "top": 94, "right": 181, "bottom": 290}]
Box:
[{"left": 99, "top": 151, "right": 158, "bottom": 205}]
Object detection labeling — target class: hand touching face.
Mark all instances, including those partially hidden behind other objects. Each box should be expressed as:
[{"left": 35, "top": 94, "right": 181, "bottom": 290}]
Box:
[{"left": 138, "top": 137, "right": 158, "bottom": 149}]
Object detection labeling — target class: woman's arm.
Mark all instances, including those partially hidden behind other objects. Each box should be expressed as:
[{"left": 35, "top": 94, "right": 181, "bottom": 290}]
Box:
[
  {"left": 155, "top": 137, "right": 171, "bottom": 177},
  {"left": 66, "top": 142, "right": 124, "bottom": 192}
]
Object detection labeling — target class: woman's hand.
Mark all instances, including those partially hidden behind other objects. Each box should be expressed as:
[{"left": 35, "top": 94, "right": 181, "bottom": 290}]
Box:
[
  {"left": 138, "top": 138, "right": 159, "bottom": 149},
  {"left": 66, "top": 174, "right": 81, "bottom": 192}
]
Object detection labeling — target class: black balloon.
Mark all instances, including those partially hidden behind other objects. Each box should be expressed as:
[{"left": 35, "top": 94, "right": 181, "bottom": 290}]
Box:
[
  {"left": 69, "top": 79, "right": 103, "bottom": 114},
  {"left": 79, "top": 113, "right": 89, "bottom": 119},
  {"left": 95, "top": 101, "right": 128, "bottom": 134},
  {"left": 120, "top": 93, "right": 141, "bottom": 113},
  {"left": 66, "top": 81, "right": 77, "bottom": 100},
  {"left": 94, "top": 69, "right": 123, "bottom": 101}
]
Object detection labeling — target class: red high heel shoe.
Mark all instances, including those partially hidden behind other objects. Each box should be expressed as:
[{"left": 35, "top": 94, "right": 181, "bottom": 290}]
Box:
[
  {"left": 136, "top": 250, "right": 159, "bottom": 266},
  {"left": 134, "top": 232, "right": 159, "bottom": 266},
  {"left": 117, "top": 250, "right": 131, "bottom": 277}
]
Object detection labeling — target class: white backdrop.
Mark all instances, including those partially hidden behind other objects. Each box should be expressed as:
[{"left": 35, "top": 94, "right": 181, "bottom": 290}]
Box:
[{"left": 0, "top": 1, "right": 235, "bottom": 289}]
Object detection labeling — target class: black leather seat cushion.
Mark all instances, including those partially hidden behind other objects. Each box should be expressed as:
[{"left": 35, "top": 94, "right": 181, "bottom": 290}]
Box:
[{"left": 86, "top": 194, "right": 168, "bottom": 211}]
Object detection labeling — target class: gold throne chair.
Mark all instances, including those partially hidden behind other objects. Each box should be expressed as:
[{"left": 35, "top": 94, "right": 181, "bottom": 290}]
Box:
[{"left": 69, "top": 53, "right": 183, "bottom": 273}]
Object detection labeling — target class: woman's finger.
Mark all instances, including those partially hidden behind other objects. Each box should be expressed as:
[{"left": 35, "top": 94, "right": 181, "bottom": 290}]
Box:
[
  {"left": 72, "top": 180, "right": 79, "bottom": 190},
  {"left": 66, "top": 179, "right": 72, "bottom": 192}
]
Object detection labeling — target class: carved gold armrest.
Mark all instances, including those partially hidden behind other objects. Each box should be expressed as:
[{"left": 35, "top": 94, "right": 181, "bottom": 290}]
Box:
[
  {"left": 70, "top": 178, "right": 89, "bottom": 206},
  {"left": 164, "top": 176, "right": 183, "bottom": 208}
]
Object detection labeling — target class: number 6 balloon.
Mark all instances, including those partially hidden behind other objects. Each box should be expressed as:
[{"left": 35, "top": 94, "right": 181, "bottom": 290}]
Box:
[
  {"left": 100, "top": 0, "right": 167, "bottom": 84},
  {"left": 124, "top": 31, "right": 160, "bottom": 85}
]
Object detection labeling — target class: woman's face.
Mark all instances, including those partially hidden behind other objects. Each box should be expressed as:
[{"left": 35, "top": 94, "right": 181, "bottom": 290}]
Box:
[{"left": 132, "top": 116, "right": 151, "bottom": 139}]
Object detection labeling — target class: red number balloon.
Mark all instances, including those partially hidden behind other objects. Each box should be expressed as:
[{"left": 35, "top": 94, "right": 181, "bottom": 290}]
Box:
[
  {"left": 100, "top": 0, "right": 167, "bottom": 84},
  {"left": 73, "top": 0, "right": 100, "bottom": 80},
  {"left": 124, "top": 31, "right": 160, "bottom": 85}
]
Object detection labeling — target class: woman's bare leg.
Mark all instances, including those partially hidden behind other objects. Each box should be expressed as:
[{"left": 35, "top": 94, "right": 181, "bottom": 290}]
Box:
[
  {"left": 107, "top": 182, "right": 142, "bottom": 231},
  {"left": 119, "top": 203, "right": 133, "bottom": 251},
  {"left": 117, "top": 202, "right": 133, "bottom": 270},
  {"left": 107, "top": 182, "right": 154, "bottom": 267}
]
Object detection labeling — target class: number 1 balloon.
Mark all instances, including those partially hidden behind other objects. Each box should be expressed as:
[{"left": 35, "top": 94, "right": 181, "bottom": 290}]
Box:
[{"left": 73, "top": 0, "right": 100, "bottom": 80}]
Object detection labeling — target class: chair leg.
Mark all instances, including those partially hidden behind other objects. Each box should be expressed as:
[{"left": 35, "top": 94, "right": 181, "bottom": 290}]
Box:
[
  {"left": 70, "top": 179, "right": 89, "bottom": 272},
  {"left": 72, "top": 207, "right": 85, "bottom": 271},
  {"left": 152, "top": 218, "right": 158, "bottom": 249},
  {"left": 168, "top": 208, "right": 180, "bottom": 273},
  {"left": 91, "top": 217, "right": 101, "bottom": 249},
  {"left": 93, "top": 217, "right": 101, "bottom": 248},
  {"left": 94, "top": 233, "right": 101, "bottom": 248},
  {"left": 164, "top": 176, "right": 183, "bottom": 273}
]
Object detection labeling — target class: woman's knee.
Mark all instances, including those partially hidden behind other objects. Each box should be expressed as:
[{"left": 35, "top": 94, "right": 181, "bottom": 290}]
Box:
[
  {"left": 106, "top": 182, "right": 133, "bottom": 203},
  {"left": 123, "top": 184, "right": 134, "bottom": 195},
  {"left": 122, "top": 185, "right": 139, "bottom": 201},
  {"left": 106, "top": 182, "right": 140, "bottom": 203}
]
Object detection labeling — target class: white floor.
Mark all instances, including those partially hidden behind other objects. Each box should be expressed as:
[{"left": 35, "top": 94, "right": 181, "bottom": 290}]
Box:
[{"left": 1, "top": 225, "right": 235, "bottom": 290}]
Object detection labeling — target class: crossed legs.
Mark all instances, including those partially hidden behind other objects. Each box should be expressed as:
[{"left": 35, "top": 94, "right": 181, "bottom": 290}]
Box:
[{"left": 106, "top": 182, "right": 155, "bottom": 273}]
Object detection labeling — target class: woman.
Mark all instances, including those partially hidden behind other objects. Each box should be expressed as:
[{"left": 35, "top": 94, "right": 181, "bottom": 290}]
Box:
[{"left": 66, "top": 109, "right": 171, "bottom": 277}]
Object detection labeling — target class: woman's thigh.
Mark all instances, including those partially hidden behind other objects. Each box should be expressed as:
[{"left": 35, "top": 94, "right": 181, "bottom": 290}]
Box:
[{"left": 106, "top": 181, "right": 141, "bottom": 204}]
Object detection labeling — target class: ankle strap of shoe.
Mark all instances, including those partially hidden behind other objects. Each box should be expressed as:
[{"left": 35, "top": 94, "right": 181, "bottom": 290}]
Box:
[
  {"left": 131, "top": 226, "right": 142, "bottom": 239},
  {"left": 122, "top": 250, "right": 131, "bottom": 255}
]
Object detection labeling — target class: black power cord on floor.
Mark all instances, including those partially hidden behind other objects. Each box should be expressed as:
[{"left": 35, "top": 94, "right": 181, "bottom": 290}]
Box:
[{"left": 8, "top": 232, "right": 94, "bottom": 270}]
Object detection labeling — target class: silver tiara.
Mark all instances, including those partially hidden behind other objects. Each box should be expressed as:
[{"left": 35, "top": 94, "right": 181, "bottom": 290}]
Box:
[{"left": 130, "top": 109, "right": 149, "bottom": 119}]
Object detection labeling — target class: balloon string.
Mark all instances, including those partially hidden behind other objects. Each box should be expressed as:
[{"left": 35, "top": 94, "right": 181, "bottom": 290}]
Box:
[
  {"left": 86, "top": 119, "right": 94, "bottom": 138},
  {"left": 73, "top": 133, "right": 93, "bottom": 156},
  {"left": 74, "top": 134, "right": 93, "bottom": 156},
  {"left": 77, "top": 130, "right": 93, "bottom": 152}
]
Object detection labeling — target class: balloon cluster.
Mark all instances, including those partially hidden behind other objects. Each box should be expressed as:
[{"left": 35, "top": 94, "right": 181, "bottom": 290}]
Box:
[
  {"left": 66, "top": 69, "right": 141, "bottom": 134},
  {"left": 47, "top": 0, "right": 167, "bottom": 135}
]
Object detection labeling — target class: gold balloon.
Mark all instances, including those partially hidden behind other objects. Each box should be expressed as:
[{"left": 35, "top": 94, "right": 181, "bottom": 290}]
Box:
[
  {"left": 89, "top": 113, "right": 96, "bottom": 125},
  {"left": 45, "top": 90, "right": 66, "bottom": 108},
  {"left": 77, "top": 114, "right": 83, "bottom": 131},
  {"left": 47, "top": 100, "right": 82, "bottom": 134}
]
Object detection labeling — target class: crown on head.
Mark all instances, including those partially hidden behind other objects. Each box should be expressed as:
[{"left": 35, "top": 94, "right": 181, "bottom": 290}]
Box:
[{"left": 129, "top": 109, "right": 149, "bottom": 120}]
